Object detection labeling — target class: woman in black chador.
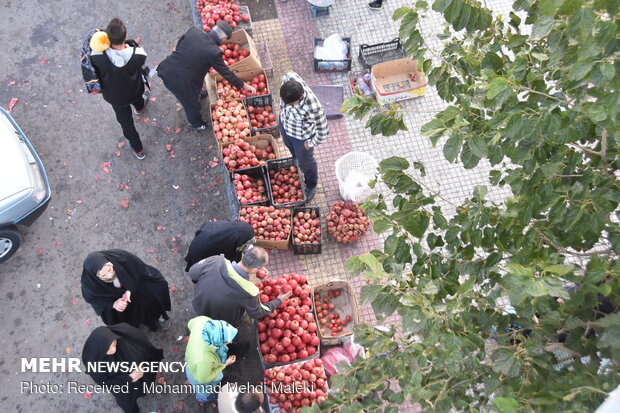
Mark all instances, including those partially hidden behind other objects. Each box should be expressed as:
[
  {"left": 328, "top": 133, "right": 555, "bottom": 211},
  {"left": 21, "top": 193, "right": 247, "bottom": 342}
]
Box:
[
  {"left": 81, "top": 249, "right": 171, "bottom": 331},
  {"left": 82, "top": 324, "right": 164, "bottom": 413}
]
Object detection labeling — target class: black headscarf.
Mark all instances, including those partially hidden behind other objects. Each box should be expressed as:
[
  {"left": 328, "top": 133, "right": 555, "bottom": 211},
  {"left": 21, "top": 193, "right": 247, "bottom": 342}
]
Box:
[
  {"left": 185, "top": 221, "right": 255, "bottom": 271},
  {"left": 81, "top": 250, "right": 171, "bottom": 331},
  {"left": 82, "top": 324, "right": 164, "bottom": 413}
]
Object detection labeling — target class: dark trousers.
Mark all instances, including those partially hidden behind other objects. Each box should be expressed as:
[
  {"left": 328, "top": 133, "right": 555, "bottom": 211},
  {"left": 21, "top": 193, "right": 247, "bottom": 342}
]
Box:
[
  {"left": 279, "top": 123, "right": 318, "bottom": 190},
  {"left": 161, "top": 80, "right": 204, "bottom": 128},
  {"left": 111, "top": 96, "right": 144, "bottom": 152}
]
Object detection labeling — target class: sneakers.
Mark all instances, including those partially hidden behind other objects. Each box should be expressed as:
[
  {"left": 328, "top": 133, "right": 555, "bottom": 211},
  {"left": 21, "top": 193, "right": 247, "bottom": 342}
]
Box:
[
  {"left": 134, "top": 151, "right": 146, "bottom": 160},
  {"left": 157, "top": 317, "right": 171, "bottom": 331},
  {"left": 192, "top": 122, "right": 211, "bottom": 131},
  {"left": 305, "top": 186, "right": 317, "bottom": 201},
  {"left": 368, "top": 0, "right": 383, "bottom": 10}
]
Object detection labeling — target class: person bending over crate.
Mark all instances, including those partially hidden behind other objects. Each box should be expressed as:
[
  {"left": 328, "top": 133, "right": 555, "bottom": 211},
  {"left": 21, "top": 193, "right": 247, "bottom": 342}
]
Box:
[
  {"left": 184, "top": 220, "right": 255, "bottom": 272},
  {"left": 156, "top": 21, "right": 255, "bottom": 131},
  {"left": 279, "top": 72, "right": 329, "bottom": 201}
]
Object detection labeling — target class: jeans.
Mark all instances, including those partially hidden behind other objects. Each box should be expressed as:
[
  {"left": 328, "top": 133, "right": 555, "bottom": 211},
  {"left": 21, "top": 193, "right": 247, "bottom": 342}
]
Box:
[
  {"left": 111, "top": 96, "right": 144, "bottom": 152},
  {"left": 186, "top": 369, "right": 223, "bottom": 402},
  {"left": 279, "top": 123, "right": 318, "bottom": 190}
]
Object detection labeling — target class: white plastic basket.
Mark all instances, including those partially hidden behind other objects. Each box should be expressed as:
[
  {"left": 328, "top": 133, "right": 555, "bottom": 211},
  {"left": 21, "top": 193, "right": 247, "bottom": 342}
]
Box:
[{"left": 334, "top": 152, "right": 379, "bottom": 202}]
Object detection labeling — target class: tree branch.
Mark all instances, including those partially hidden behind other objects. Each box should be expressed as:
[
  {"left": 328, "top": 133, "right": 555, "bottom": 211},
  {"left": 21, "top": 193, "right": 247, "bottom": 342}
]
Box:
[
  {"left": 568, "top": 143, "right": 601, "bottom": 157},
  {"left": 534, "top": 228, "right": 613, "bottom": 257},
  {"left": 518, "top": 85, "right": 569, "bottom": 104}
]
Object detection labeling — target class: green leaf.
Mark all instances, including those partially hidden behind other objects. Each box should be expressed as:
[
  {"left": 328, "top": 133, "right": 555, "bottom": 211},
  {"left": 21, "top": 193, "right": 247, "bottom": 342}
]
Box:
[
  {"left": 491, "top": 348, "right": 521, "bottom": 378},
  {"left": 542, "top": 264, "right": 574, "bottom": 276},
  {"left": 443, "top": 135, "right": 463, "bottom": 162},
  {"left": 532, "top": 16, "right": 555, "bottom": 39},
  {"left": 487, "top": 77, "right": 510, "bottom": 100},
  {"left": 401, "top": 211, "right": 430, "bottom": 238},
  {"left": 366, "top": 114, "right": 386, "bottom": 135},
  {"left": 432, "top": 208, "right": 448, "bottom": 229},
  {"left": 539, "top": 0, "right": 562, "bottom": 15},
  {"left": 568, "top": 61, "right": 595, "bottom": 81},
  {"left": 379, "top": 156, "right": 410, "bottom": 172},
  {"left": 460, "top": 141, "right": 480, "bottom": 169},
  {"left": 599, "top": 63, "right": 615, "bottom": 81},
  {"left": 469, "top": 135, "right": 488, "bottom": 158},
  {"left": 432, "top": 0, "right": 452, "bottom": 14},
  {"left": 506, "top": 263, "right": 533, "bottom": 277},
  {"left": 372, "top": 217, "right": 391, "bottom": 234},
  {"left": 473, "top": 185, "right": 487, "bottom": 199},
  {"left": 392, "top": 6, "right": 410, "bottom": 20},
  {"left": 413, "top": 161, "right": 426, "bottom": 177},
  {"left": 421, "top": 118, "right": 447, "bottom": 144},
  {"left": 493, "top": 397, "right": 520, "bottom": 413}
]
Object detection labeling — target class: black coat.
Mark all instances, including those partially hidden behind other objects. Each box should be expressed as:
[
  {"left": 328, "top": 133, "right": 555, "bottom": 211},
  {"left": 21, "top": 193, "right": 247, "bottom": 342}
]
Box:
[
  {"left": 82, "top": 324, "right": 163, "bottom": 413},
  {"left": 157, "top": 27, "right": 244, "bottom": 98},
  {"left": 184, "top": 220, "right": 254, "bottom": 271},
  {"left": 91, "top": 42, "right": 146, "bottom": 105},
  {"left": 81, "top": 250, "right": 170, "bottom": 331}
]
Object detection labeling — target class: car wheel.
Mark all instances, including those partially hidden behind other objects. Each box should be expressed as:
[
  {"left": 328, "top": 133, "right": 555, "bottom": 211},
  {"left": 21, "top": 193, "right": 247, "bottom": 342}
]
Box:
[{"left": 0, "top": 226, "right": 21, "bottom": 263}]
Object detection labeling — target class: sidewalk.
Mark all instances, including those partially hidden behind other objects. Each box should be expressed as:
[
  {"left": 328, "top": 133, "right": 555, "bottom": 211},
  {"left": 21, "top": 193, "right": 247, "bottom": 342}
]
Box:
[{"left": 244, "top": 0, "right": 512, "bottom": 327}]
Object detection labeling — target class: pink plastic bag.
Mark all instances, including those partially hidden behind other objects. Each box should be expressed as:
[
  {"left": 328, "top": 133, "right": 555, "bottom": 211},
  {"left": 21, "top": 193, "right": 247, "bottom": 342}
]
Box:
[{"left": 322, "top": 338, "right": 365, "bottom": 376}]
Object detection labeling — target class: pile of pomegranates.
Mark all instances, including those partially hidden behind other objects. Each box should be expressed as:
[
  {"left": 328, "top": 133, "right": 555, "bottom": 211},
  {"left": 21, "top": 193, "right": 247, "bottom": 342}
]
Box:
[
  {"left": 326, "top": 201, "right": 370, "bottom": 243},
  {"left": 239, "top": 205, "right": 291, "bottom": 242},
  {"left": 256, "top": 274, "right": 320, "bottom": 365},
  {"left": 264, "top": 358, "right": 328, "bottom": 412}
]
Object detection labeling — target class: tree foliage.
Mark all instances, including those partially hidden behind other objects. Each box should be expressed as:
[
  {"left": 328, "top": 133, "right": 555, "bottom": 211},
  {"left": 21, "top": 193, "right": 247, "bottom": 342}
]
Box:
[{"left": 324, "top": 0, "right": 620, "bottom": 411}]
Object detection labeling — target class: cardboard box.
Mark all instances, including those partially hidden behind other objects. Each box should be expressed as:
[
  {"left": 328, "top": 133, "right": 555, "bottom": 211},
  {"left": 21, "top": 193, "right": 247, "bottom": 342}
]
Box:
[
  {"left": 224, "top": 29, "right": 261, "bottom": 73},
  {"left": 313, "top": 280, "right": 361, "bottom": 345},
  {"left": 370, "top": 58, "right": 427, "bottom": 104},
  {"left": 205, "top": 68, "right": 270, "bottom": 107}
]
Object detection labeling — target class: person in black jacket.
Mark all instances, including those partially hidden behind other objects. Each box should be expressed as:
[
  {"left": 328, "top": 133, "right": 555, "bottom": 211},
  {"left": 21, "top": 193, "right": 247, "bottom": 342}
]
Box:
[
  {"left": 156, "top": 21, "right": 255, "bottom": 131},
  {"left": 189, "top": 246, "right": 290, "bottom": 327},
  {"left": 90, "top": 18, "right": 149, "bottom": 159},
  {"left": 82, "top": 324, "right": 164, "bottom": 413},
  {"left": 184, "top": 220, "right": 255, "bottom": 272}
]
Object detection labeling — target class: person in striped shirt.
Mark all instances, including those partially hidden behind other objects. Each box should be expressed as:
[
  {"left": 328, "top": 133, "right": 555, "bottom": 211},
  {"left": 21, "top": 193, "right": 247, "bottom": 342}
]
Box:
[{"left": 279, "top": 72, "right": 329, "bottom": 201}]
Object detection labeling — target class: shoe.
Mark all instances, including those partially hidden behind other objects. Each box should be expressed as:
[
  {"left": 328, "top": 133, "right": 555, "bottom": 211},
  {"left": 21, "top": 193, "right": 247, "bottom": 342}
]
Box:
[
  {"left": 192, "top": 122, "right": 211, "bottom": 131},
  {"left": 157, "top": 317, "right": 171, "bottom": 331},
  {"left": 134, "top": 151, "right": 146, "bottom": 160},
  {"left": 368, "top": 1, "right": 383, "bottom": 10},
  {"left": 199, "top": 89, "right": 209, "bottom": 100},
  {"left": 305, "top": 186, "right": 317, "bottom": 201}
]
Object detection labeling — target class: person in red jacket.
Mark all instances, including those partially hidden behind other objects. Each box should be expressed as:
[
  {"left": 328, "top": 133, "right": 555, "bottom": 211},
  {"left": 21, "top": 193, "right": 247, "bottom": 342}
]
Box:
[
  {"left": 90, "top": 18, "right": 149, "bottom": 159},
  {"left": 157, "top": 22, "right": 255, "bottom": 131}
]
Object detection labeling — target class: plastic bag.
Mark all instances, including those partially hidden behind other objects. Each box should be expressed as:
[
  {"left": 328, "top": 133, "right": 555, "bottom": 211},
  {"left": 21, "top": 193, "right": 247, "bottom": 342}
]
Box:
[
  {"left": 314, "top": 34, "right": 348, "bottom": 61},
  {"left": 341, "top": 170, "right": 371, "bottom": 202},
  {"left": 322, "top": 337, "right": 365, "bottom": 376}
]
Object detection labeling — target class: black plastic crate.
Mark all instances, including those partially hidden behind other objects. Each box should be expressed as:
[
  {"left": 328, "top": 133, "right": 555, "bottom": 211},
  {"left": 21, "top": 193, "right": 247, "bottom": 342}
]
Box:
[
  {"left": 189, "top": 0, "right": 253, "bottom": 37},
  {"left": 245, "top": 94, "right": 280, "bottom": 138},
  {"left": 291, "top": 206, "right": 322, "bottom": 255},
  {"left": 313, "top": 37, "right": 352, "bottom": 72},
  {"left": 359, "top": 38, "right": 405, "bottom": 70},
  {"left": 266, "top": 157, "right": 306, "bottom": 208},
  {"left": 229, "top": 166, "right": 270, "bottom": 207}
]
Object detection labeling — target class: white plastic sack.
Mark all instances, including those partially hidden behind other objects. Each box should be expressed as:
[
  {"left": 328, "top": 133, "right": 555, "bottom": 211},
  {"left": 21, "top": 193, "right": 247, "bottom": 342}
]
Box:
[
  {"left": 341, "top": 170, "right": 371, "bottom": 202},
  {"left": 314, "top": 34, "right": 348, "bottom": 60}
]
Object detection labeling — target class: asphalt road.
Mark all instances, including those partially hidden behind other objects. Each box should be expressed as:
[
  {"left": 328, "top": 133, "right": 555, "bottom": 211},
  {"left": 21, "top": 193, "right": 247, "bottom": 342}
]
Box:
[{"left": 0, "top": 1, "right": 276, "bottom": 412}]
